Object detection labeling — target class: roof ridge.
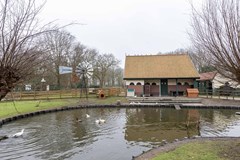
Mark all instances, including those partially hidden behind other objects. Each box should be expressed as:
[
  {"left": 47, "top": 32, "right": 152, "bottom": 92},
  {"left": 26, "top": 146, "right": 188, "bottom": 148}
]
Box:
[{"left": 126, "top": 53, "right": 187, "bottom": 57}]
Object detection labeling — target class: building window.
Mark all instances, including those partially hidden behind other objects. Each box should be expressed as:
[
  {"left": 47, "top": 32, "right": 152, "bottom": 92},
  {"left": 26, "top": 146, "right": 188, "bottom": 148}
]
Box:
[
  {"left": 129, "top": 82, "right": 135, "bottom": 85},
  {"left": 184, "top": 82, "right": 189, "bottom": 86},
  {"left": 152, "top": 82, "right": 156, "bottom": 85},
  {"left": 177, "top": 82, "right": 182, "bottom": 85},
  {"left": 145, "top": 82, "right": 150, "bottom": 85},
  {"left": 137, "top": 82, "right": 142, "bottom": 85}
]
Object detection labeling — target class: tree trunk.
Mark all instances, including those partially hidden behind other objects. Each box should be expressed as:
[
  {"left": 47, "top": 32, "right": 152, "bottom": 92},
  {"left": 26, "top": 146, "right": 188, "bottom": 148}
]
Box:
[
  {"left": 99, "top": 80, "right": 104, "bottom": 88},
  {"left": 0, "top": 86, "right": 10, "bottom": 101}
]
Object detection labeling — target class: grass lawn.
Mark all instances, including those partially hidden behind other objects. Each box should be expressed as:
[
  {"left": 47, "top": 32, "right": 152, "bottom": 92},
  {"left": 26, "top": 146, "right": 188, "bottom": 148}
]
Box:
[
  {"left": 0, "top": 97, "right": 128, "bottom": 119},
  {"left": 0, "top": 99, "right": 79, "bottom": 119},
  {"left": 152, "top": 140, "right": 240, "bottom": 160}
]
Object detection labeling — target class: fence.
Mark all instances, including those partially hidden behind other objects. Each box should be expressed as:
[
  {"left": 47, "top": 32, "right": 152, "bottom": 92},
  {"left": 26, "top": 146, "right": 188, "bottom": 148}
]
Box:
[
  {"left": 199, "top": 89, "right": 240, "bottom": 100},
  {"left": 3, "top": 87, "right": 126, "bottom": 101}
]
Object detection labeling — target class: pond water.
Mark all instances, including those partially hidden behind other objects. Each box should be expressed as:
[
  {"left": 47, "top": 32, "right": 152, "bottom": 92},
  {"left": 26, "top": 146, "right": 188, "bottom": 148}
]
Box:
[{"left": 0, "top": 107, "right": 240, "bottom": 160}]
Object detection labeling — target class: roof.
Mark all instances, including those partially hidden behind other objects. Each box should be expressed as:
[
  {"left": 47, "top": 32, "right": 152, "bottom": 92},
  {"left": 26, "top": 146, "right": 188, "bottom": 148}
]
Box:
[
  {"left": 124, "top": 54, "right": 199, "bottom": 79},
  {"left": 197, "top": 71, "right": 217, "bottom": 81}
]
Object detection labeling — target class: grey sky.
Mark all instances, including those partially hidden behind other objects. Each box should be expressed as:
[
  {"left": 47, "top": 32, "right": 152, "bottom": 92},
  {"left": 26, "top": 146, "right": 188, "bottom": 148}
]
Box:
[{"left": 41, "top": 0, "right": 202, "bottom": 67}]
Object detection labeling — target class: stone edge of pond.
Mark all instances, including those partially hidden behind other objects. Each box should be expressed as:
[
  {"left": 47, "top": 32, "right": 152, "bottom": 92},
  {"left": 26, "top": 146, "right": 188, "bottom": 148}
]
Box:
[
  {"left": 0, "top": 104, "right": 240, "bottom": 127},
  {"left": 133, "top": 136, "right": 240, "bottom": 160}
]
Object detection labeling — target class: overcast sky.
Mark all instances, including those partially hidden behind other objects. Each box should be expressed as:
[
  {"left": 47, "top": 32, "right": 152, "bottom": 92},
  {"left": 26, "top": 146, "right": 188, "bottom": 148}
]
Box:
[{"left": 41, "top": 0, "right": 202, "bottom": 67}]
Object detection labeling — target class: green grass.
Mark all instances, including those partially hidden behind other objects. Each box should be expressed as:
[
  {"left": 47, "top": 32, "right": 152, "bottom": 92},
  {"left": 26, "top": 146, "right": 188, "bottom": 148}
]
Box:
[
  {"left": 152, "top": 141, "right": 226, "bottom": 160},
  {"left": 0, "top": 97, "right": 128, "bottom": 119},
  {"left": 0, "top": 99, "right": 79, "bottom": 119}
]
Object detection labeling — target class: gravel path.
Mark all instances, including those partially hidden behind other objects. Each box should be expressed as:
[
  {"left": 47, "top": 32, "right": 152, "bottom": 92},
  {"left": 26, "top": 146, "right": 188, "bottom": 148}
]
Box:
[{"left": 201, "top": 98, "right": 240, "bottom": 106}]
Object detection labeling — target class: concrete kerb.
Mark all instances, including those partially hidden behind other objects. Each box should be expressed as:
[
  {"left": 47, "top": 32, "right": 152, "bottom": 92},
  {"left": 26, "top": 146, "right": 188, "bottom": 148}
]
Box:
[{"left": 0, "top": 104, "right": 240, "bottom": 127}]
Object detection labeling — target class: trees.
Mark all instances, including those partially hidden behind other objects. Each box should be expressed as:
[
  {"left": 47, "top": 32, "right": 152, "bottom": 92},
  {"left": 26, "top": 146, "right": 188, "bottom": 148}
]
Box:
[
  {"left": 93, "top": 53, "right": 120, "bottom": 88},
  {"left": 189, "top": 0, "right": 240, "bottom": 84},
  {"left": 188, "top": 47, "right": 215, "bottom": 73},
  {"left": 113, "top": 67, "right": 124, "bottom": 87},
  {"left": 0, "top": 0, "right": 59, "bottom": 101},
  {"left": 44, "top": 30, "right": 75, "bottom": 89}
]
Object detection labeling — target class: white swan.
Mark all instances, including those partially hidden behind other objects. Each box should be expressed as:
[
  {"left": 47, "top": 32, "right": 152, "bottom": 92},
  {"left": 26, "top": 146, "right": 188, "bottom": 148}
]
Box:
[
  {"left": 86, "top": 114, "right": 90, "bottom": 118},
  {"left": 12, "top": 129, "right": 24, "bottom": 138}
]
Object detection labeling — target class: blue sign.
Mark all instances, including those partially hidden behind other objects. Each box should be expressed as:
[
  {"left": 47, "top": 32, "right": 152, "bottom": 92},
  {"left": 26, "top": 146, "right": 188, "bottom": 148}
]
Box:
[{"left": 59, "top": 66, "right": 73, "bottom": 74}]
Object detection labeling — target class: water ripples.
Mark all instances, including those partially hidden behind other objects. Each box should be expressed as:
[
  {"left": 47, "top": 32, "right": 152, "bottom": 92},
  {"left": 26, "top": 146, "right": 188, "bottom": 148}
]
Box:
[{"left": 0, "top": 108, "right": 240, "bottom": 160}]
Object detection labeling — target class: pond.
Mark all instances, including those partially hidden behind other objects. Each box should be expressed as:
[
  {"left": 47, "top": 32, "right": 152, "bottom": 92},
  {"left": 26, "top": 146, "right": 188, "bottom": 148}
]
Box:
[{"left": 0, "top": 107, "right": 240, "bottom": 160}]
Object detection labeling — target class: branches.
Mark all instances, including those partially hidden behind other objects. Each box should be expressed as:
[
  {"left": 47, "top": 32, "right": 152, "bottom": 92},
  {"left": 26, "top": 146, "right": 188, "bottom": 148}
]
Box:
[
  {"left": 0, "top": 0, "right": 61, "bottom": 100},
  {"left": 93, "top": 53, "right": 120, "bottom": 88},
  {"left": 190, "top": 0, "right": 240, "bottom": 84}
]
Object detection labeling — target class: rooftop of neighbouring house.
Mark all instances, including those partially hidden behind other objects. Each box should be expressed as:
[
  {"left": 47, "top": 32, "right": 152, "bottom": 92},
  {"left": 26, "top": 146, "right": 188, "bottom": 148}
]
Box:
[
  {"left": 197, "top": 71, "right": 218, "bottom": 81},
  {"left": 124, "top": 54, "right": 200, "bottom": 79}
]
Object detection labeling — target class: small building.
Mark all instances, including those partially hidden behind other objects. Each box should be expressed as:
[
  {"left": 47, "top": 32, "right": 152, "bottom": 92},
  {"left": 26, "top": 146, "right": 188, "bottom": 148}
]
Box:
[
  {"left": 197, "top": 71, "right": 240, "bottom": 93},
  {"left": 196, "top": 71, "right": 217, "bottom": 93},
  {"left": 124, "top": 54, "right": 200, "bottom": 97}
]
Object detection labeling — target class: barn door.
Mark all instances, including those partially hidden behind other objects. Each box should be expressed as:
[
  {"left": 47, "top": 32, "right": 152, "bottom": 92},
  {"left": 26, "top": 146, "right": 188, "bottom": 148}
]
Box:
[
  {"left": 144, "top": 85, "right": 150, "bottom": 97},
  {"left": 161, "top": 79, "right": 168, "bottom": 96}
]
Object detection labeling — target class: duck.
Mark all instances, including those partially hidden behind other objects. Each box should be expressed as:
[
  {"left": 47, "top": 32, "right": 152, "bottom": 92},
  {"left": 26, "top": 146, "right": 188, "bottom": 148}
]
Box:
[
  {"left": 86, "top": 114, "right": 90, "bottom": 118},
  {"left": 12, "top": 129, "right": 24, "bottom": 138},
  {"left": 76, "top": 118, "right": 82, "bottom": 122},
  {"left": 0, "top": 135, "right": 8, "bottom": 141},
  {"left": 99, "top": 118, "right": 106, "bottom": 123},
  {"left": 95, "top": 118, "right": 106, "bottom": 124},
  {"left": 95, "top": 119, "right": 100, "bottom": 124}
]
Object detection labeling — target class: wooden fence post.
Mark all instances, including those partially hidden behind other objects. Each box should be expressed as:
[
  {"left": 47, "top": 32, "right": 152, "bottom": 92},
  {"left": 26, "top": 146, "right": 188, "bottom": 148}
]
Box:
[{"left": 34, "top": 90, "right": 36, "bottom": 100}]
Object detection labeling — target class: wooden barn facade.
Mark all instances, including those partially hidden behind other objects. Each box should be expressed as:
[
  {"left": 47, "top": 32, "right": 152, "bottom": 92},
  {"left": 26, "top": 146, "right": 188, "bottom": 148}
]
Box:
[{"left": 124, "top": 54, "right": 200, "bottom": 97}]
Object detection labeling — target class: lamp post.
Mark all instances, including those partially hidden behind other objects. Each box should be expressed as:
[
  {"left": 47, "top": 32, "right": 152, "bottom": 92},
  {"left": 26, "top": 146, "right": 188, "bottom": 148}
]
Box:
[{"left": 41, "top": 78, "right": 46, "bottom": 91}]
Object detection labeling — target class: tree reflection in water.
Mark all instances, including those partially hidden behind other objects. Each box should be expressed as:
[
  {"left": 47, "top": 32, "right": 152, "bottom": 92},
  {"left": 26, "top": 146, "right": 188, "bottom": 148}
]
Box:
[
  {"left": 125, "top": 108, "right": 200, "bottom": 143},
  {"left": 0, "top": 108, "right": 239, "bottom": 160}
]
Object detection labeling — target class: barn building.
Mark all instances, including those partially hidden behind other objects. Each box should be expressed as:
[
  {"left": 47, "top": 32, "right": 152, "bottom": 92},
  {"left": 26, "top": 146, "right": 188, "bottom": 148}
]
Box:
[{"left": 124, "top": 54, "right": 200, "bottom": 97}]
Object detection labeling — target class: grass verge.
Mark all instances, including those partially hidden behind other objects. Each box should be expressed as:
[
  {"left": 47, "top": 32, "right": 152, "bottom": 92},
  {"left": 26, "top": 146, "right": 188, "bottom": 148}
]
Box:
[
  {"left": 0, "top": 97, "right": 128, "bottom": 119},
  {"left": 152, "top": 140, "right": 240, "bottom": 160}
]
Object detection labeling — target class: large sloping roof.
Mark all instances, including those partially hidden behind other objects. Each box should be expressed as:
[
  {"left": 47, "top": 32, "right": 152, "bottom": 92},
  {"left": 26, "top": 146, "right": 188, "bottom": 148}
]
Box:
[{"left": 124, "top": 54, "right": 199, "bottom": 79}]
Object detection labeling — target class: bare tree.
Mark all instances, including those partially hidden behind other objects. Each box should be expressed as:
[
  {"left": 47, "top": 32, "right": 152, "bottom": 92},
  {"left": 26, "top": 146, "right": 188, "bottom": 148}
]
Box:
[
  {"left": 105, "top": 66, "right": 124, "bottom": 87},
  {"left": 188, "top": 47, "right": 215, "bottom": 73},
  {"left": 0, "top": 0, "right": 60, "bottom": 101},
  {"left": 69, "top": 43, "right": 87, "bottom": 69},
  {"left": 44, "top": 30, "right": 75, "bottom": 89},
  {"left": 93, "top": 53, "right": 120, "bottom": 88},
  {"left": 69, "top": 44, "right": 98, "bottom": 87},
  {"left": 189, "top": 0, "right": 240, "bottom": 83},
  {"left": 114, "top": 67, "right": 123, "bottom": 87}
]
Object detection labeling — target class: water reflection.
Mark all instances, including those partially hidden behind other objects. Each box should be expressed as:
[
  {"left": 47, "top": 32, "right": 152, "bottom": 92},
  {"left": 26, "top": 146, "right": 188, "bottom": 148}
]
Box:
[
  {"left": 125, "top": 108, "right": 200, "bottom": 143},
  {"left": 0, "top": 108, "right": 239, "bottom": 160},
  {"left": 199, "top": 109, "right": 240, "bottom": 137}
]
